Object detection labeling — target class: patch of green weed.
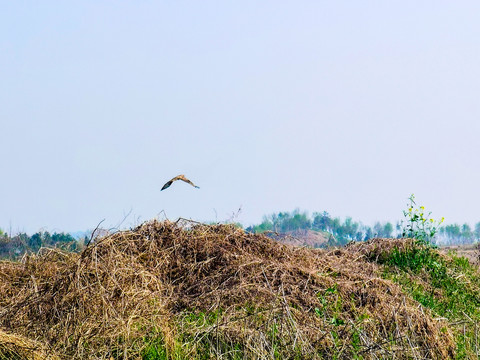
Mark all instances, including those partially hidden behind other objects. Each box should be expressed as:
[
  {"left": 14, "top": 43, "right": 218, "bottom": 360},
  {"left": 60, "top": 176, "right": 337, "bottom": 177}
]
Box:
[{"left": 376, "top": 243, "right": 480, "bottom": 358}]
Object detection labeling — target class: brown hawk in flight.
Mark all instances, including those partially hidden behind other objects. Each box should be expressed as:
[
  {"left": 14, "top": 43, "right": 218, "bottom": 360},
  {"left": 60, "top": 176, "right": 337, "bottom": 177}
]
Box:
[{"left": 161, "top": 174, "right": 200, "bottom": 191}]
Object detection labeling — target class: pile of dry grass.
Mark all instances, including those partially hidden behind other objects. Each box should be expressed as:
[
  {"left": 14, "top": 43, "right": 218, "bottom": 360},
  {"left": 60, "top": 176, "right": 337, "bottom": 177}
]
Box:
[
  {"left": 0, "top": 328, "right": 59, "bottom": 360},
  {"left": 0, "top": 220, "right": 456, "bottom": 359}
]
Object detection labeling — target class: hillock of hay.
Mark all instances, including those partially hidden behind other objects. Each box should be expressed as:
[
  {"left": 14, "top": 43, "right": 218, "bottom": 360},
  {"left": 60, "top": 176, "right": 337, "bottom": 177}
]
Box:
[
  {"left": 0, "top": 328, "right": 60, "bottom": 360},
  {"left": 0, "top": 220, "right": 456, "bottom": 359}
]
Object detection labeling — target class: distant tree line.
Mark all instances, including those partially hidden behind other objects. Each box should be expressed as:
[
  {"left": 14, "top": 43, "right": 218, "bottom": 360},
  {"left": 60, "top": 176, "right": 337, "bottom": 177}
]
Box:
[
  {"left": 247, "top": 209, "right": 480, "bottom": 246},
  {"left": 246, "top": 209, "right": 395, "bottom": 246},
  {"left": 0, "top": 229, "right": 81, "bottom": 259},
  {"left": 436, "top": 223, "right": 480, "bottom": 245}
]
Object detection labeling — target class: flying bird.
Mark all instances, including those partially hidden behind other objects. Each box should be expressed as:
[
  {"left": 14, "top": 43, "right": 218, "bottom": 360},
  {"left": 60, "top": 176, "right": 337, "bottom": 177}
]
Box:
[{"left": 161, "top": 174, "right": 200, "bottom": 191}]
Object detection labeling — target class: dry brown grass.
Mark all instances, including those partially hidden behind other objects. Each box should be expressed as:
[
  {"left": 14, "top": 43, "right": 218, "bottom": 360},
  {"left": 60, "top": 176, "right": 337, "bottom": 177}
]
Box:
[
  {"left": 0, "top": 328, "right": 59, "bottom": 360},
  {"left": 0, "top": 220, "right": 456, "bottom": 359}
]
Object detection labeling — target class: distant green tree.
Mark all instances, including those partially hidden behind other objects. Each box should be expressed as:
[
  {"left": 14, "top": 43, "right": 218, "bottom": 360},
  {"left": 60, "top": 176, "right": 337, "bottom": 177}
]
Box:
[
  {"left": 286, "top": 210, "right": 311, "bottom": 231},
  {"left": 364, "top": 227, "right": 374, "bottom": 241},
  {"left": 52, "top": 232, "right": 75, "bottom": 244},
  {"left": 355, "top": 231, "right": 364, "bottom": 241},
  {"left": 461, "top": 223, "right": 474, "bottom": 244},
  {"left": 253, "top": 217, "right": 273, "bottom": 233},
  {"left": 52, "top": 232, "right": 78, "bottom": 251},
  {"left": 331, "top": 217, "right": 341, "bottom": 235},
  {"left": 374, "top": 222, "right": 393, "bottom": 238},
  {"left": 383, "top": 222, "right": 394, "bottom": 238},
  {"left": 342, "top": 217, "right": 359, "bottom": 240},
  {"left": 312, "top": 211, "right": 332, "bottom": 231},
  {"left": 443, "top": 224, "right": 461, "bottom": 241},
  {"left": 395, "top": 221, "right": 402, "bottom": 236},
  {"left": 28, "top": 233, "right": 42, "bottom": 251},
  {"left": 258, "top": 210, "right": 312, "bottom": 233},
  {"left": 475, "top": 222, "right": 480, "bottom": 241},
  {"left": 373, "top": 222, "right": 383, "bottom": 237},
  {"left": 3, "top": 233, "right": 29, "bottom": 258},
  {"left": 256, "top": 222, "right": 273, "bottom": 233}
]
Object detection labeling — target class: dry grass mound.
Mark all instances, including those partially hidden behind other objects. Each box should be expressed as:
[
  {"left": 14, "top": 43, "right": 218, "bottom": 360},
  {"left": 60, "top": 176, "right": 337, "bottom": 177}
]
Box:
[
  {"left": 0, "top": 328, "right": 59, "bottom": 360},
  {"left": 0, "top": 220, "right": 455, "bottom": 359}
]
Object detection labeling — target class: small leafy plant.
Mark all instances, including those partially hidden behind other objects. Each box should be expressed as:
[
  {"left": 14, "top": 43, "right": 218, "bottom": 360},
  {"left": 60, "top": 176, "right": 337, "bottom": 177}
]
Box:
[{"left": 401, "top": 194, "right": 444, "bottom": 244}]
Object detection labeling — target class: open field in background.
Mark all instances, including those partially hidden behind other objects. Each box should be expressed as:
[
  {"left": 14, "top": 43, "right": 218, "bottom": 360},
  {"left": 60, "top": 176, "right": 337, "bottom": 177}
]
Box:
[
  {"left": 0, "top": 220, "right": 480, "bottom": 359},
  {"left": 440, "top": 244, "right": 479, "bottom": 267}
]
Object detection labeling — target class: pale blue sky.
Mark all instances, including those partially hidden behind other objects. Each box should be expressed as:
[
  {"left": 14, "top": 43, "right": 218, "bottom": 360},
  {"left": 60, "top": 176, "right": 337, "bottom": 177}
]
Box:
[{"left": 2, "top": 1, "right": 480, "bottom": 233}]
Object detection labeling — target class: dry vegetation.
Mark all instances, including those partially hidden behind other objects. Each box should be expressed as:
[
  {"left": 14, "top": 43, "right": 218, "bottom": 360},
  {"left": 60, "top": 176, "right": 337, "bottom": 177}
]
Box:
[
  {"left": 0, "top": 220, "right": 467, "bottom": 359},
  {"left": 440, "top": 244, "right": 480, "bottom": 266}
]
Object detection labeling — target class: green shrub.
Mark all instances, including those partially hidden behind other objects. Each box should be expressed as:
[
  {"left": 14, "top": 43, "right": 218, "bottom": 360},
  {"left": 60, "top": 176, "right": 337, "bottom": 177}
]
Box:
[{"left": 401, "top": 194, "right": 444, "bottom": 244}]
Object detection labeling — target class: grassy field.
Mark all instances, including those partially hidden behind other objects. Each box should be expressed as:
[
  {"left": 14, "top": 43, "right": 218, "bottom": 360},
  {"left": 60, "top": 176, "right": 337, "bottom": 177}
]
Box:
[{"left": 0, "top": 220, "right": 479, "bottom": 359}]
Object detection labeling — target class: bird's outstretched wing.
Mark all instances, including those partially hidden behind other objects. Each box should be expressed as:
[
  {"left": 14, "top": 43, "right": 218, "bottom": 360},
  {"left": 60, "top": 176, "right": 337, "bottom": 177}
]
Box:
[
  {"left": 161, "top": 175, "right": 199, "bottom": 191},
  {"left": 179, "top": 177, "right": 200, "bottom": 188},
  {"left": 161, "top": 180, "right": 174, "bottom": 191}
]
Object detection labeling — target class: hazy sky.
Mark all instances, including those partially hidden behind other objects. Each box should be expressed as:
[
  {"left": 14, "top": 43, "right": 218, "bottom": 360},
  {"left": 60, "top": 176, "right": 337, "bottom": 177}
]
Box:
[{"left": 2, "top": 1, "right": 480, "bottom": 234}]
